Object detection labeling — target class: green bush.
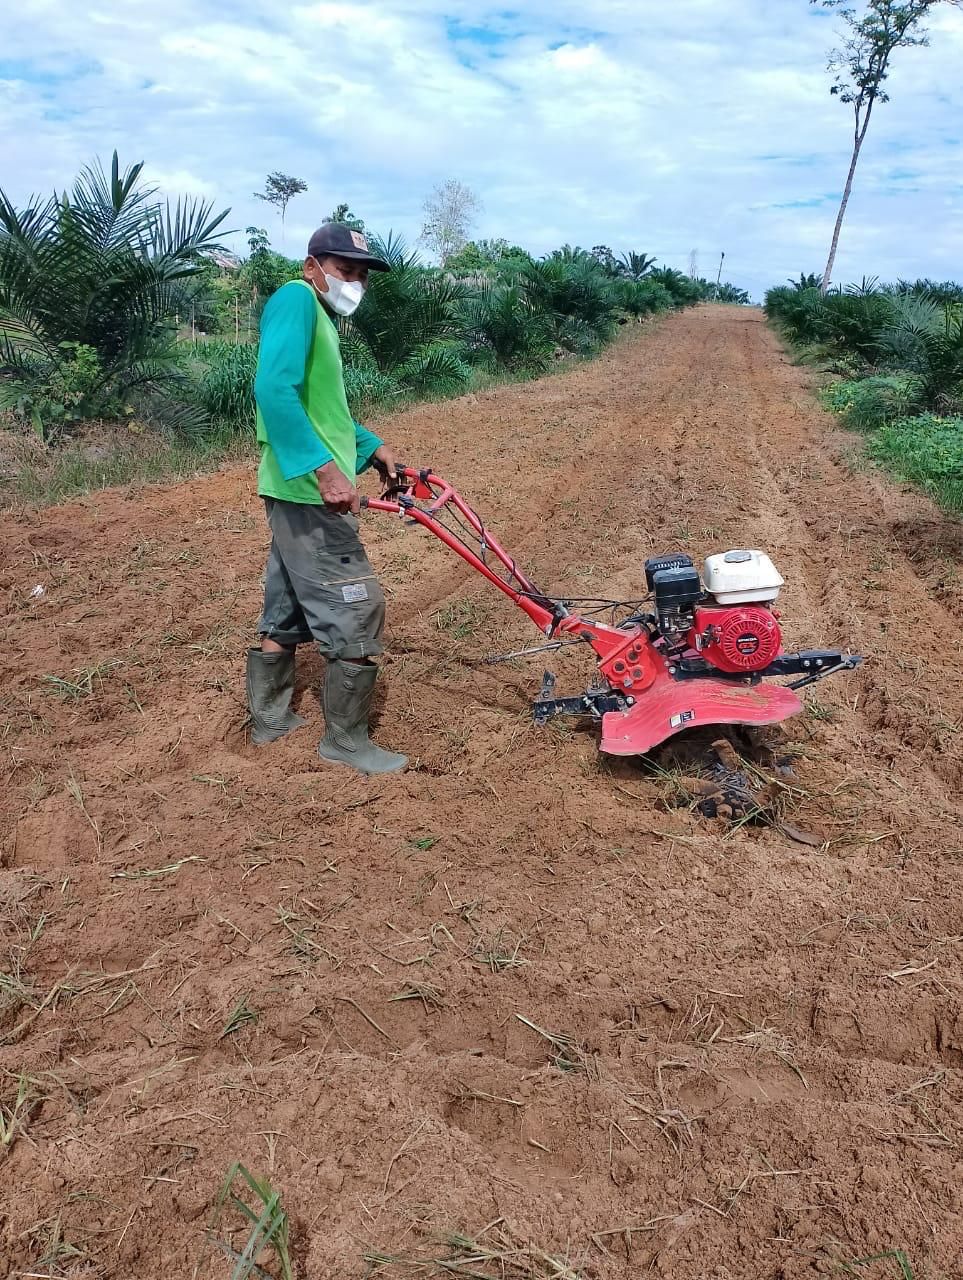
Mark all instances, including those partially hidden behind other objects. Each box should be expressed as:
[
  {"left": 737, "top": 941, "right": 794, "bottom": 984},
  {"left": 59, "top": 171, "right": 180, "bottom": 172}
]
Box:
[
  {"left": 0, "top": 151, "right": 228, "bottom": 437},
  {"left": 342, "top": 362, "right": 403, "bottom": 415},
  {"left": 615, "top": 279, "right": 674, "bottom": 318},
  {"left": 0, "top": 342, "right": 108, "bottom": 441},
  {"left": 821, "top": 374, "right": 924, "bottom": 432},
  {"left": 867, "top": 413, "right": 963, "bottom": 513},
  {"left": 195, "top": 342, "right": 258, "bottom": 426},
  {"left": 458, "top": 282, "right": 556, "bottom": 372}
]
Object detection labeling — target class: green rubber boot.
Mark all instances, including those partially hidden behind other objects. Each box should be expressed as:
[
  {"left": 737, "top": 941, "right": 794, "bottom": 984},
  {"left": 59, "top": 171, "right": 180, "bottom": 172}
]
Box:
[
  {"left": 317, "top": 659, "right": 408, "bottom": 775},
  {"left": 246, "top": 647, "right": 308, "bottom": 745}
]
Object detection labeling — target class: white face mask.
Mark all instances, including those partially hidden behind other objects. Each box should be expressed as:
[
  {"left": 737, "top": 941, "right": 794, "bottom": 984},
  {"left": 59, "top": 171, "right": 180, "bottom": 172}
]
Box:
[{"left": 317, "top": 271, "right": 366, "bottom": 317}]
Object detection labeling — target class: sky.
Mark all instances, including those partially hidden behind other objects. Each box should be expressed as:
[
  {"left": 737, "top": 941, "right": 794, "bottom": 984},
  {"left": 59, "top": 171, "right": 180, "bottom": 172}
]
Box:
[{"left": 2, "top": 0, "right": 962, "bottom": 300}]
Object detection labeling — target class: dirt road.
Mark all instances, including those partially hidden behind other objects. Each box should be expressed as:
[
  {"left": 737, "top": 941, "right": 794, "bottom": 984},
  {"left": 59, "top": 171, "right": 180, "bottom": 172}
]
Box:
[{"left": 2, "top": 306, "right": 962, "bottom": 1278}]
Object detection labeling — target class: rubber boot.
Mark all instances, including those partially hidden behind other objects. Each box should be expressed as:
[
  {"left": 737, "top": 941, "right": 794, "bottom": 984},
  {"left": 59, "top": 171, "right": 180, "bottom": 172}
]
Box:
[
  {"left": 317, "top": 659, "right": 408, "bottom": 774},
  {"left": 246, "top": 647, "right": 308, "bottom": 745}
]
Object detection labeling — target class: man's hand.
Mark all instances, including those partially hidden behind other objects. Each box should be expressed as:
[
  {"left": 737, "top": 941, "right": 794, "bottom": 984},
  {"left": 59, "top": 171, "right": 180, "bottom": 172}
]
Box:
[
  {"left": 372, "top": 444, "right": 399, "bottom": 493},
  {"left": 316, "top": 460, "right": 359, "bottom": 514}
]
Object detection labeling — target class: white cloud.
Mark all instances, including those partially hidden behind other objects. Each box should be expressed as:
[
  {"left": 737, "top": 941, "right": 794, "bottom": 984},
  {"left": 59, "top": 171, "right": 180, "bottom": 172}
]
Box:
[{"left": 1, "top": 0, "right": 962, "bottom": 297}]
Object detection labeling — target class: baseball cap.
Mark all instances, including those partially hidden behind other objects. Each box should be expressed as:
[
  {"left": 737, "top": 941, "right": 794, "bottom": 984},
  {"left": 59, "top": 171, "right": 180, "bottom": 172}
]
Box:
[{"left": 307, "top": 223, "right": 390, "bottom": 271}]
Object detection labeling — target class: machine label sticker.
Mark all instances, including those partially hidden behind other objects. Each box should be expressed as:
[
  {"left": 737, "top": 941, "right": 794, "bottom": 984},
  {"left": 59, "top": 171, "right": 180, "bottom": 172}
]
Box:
[
  {"left": 342, "top": 583, "right": 369, "bottom": 603},
  {"left": 670, "top": 710, "right": 695, "bottom": 728}
]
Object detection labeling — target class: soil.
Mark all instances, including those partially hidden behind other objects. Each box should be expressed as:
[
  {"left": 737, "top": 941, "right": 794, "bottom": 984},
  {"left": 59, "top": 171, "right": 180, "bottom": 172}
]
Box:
[{"left": 2, "top": 305, "right": 962, "bottom": 1280}]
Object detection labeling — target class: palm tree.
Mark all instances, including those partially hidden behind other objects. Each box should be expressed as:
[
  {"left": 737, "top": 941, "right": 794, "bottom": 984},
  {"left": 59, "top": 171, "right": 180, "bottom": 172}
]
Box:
[
  {"left": 0, "top": 151, "right": 229, "bottom": 437},
  {"left": 458, "top": 281, "right": 555, "bottom": 372},
  {"left": 618, "top": 251, "right": 657, "bottom": 281},
  {"left": 877, "top": 295, "right": 963, "bottom": 412},
  {"left": 345, "top": 233, "right": 471, "bottom": 395}
]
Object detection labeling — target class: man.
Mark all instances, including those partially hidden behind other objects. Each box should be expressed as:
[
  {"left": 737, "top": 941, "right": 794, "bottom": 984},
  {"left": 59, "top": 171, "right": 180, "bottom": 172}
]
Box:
[{"left": 246, "top": 222, "right": 407, "bottom": 774}]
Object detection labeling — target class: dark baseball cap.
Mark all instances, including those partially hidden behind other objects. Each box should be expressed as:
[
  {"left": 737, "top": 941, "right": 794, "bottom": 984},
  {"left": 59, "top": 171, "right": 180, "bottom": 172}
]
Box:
[{"left": 307, "top": 223, "right": 390, "bottom": 271}]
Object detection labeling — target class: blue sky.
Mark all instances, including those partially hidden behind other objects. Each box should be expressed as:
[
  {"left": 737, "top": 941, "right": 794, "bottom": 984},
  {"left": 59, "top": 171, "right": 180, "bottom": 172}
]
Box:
[{"left": 1, "top": 0, "right": 962, "bottom": 299}]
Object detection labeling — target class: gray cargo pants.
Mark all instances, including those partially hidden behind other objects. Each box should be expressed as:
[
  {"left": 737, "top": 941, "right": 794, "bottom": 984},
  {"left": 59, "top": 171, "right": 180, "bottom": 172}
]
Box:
[{"left": 257, "top": 498, "right": 386, "bottom": 660}]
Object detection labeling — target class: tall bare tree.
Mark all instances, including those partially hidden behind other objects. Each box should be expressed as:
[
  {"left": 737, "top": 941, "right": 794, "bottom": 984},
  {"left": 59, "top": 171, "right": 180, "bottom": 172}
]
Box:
[
  {"left": 253, "top": 172, "right": 308, "bottom": 244},
  {"left": 420, "top": 179, "right": 482, "bottom": 266},
  {"left": 814, "top": 0, "right": 957, "bottom": 292}
]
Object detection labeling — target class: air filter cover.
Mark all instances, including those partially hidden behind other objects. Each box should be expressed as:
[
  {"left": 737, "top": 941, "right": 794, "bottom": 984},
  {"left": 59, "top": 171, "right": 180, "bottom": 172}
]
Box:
[{"left": 703, "top": 549, "right": 783, "bottom": 605}]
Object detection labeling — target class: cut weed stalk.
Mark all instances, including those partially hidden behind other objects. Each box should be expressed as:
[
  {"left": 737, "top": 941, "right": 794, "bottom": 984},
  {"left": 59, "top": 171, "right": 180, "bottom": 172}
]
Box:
[
  {"left": 220, "top": 997, "right": 258, "bottom": 1039},
  {"left": 515, "top": 1013, "right": 589, "bottom": 1074},
  {"left": 472, "top": 927, "right": 527, "bottom": 973}
]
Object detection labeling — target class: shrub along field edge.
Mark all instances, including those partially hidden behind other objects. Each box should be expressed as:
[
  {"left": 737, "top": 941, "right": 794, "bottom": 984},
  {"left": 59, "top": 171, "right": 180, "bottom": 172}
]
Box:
[
  {"left": 0, "top": 153, "right": 753, "bottom": 508},
  {"left": 764, "top": 278, "right": 963, "bottom": 515}
]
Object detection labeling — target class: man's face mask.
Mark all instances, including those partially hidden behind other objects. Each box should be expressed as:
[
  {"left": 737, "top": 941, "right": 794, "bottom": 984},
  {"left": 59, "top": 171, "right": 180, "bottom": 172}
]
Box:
[{"left": 314, "top": 265, "right": 366, "bottom": 316}]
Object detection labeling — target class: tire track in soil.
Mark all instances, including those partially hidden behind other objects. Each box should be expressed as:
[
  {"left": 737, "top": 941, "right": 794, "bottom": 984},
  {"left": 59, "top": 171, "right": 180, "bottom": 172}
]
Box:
[{"left": 1, "top": 307, "right": 962, "bottom": 1279}]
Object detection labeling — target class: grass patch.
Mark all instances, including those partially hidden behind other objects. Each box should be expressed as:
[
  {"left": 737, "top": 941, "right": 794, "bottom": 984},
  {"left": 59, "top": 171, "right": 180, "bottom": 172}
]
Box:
[
  {"left": 0, "top": 1072, "right": 41, "bottom": 1154},
  {"left": 40, "top": 660, "right": 120, "bottom": 701},
  {"left": 866, "top": 413, "right": 963, "bottom": 515},
  {"left": 363, "top": 1220, "right": 583, "bottom": 1277},
  {"left": 433, "top": 599, "right": 491, "bottom": 640},
  {"left": 0, "top": 420, "right": 255, "bottom": 510},
  {"left": 840, "top": 1250, "right": 915, "bottom": 1278},
  {"left": 820, "top": 374, "right": 923, "bottom": 432}
]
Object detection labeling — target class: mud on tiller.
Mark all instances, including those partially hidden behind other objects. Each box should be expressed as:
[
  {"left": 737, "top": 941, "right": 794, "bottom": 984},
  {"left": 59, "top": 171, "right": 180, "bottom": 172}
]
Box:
[{"left": 366, "top": 464, "right": 863, "bottom": 756}]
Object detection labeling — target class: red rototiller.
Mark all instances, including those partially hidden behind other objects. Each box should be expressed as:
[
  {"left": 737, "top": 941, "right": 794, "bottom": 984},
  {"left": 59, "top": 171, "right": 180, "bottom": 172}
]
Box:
[{"left": 366, "top": 465, "right": 862, "bottom": 756}]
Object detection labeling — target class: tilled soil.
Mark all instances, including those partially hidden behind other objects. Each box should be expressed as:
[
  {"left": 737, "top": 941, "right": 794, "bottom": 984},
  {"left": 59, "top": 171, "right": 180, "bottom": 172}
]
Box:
[{"left": 1, "top": 306, "right": 962, "bottom": 1279}]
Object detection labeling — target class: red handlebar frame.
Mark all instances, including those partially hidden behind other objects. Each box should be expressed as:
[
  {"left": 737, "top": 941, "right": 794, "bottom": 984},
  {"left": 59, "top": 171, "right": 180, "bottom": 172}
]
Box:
[
  {"left": 364, "top": 465, "right": 659, "bottom": 696},
  {"left": 365, "top": 466, "right": 557, "bottom": 632}
]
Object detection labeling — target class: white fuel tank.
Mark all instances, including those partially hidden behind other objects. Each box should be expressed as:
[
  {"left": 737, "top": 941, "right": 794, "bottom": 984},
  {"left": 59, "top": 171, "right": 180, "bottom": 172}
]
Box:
[{"left": 703, "top": 549, "right": 784, "bottom": 605}]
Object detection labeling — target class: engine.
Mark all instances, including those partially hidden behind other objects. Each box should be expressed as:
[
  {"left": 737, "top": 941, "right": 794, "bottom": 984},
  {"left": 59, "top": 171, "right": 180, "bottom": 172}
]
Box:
[
  {"left": 692, "top": 604, "right": 782, "bottom": 672},
  {"left": 645, "top": 548, "right": 786, "bottom": 675}
]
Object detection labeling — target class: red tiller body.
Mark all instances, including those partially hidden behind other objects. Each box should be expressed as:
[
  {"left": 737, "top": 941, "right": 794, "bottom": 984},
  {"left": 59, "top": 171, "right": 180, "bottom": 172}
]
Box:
[{"left": 364, "top": 466, "right": 859, "bottom": 755}]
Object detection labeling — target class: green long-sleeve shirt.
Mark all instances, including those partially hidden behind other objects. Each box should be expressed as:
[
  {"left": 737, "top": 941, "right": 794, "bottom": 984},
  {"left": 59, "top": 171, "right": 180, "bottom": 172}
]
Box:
[{"left": 254, "top": 279, "right": 382, "bottom": 505}]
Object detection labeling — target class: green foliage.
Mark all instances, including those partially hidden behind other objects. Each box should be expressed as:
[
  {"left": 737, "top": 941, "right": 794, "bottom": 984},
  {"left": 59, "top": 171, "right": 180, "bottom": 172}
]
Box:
[
  {"left": 344, "top": 233, "right": 470, "bottom": 396},
  {"left": 323, "top": 203, "right": 365, "bottom": 231},
  {"left": 769, "top": 270, "right": 963, "bottom": 511},
  {"left": 866, "top": 412, "right": 963, "bottom": 513},
  {"left": 614, "top": 279, "right": 675, "bottom": 317},
  {"left": 875, "top": 293, "right": 963, "bottom": 411},
  {"left": 821, "top": 373, "right": 924, "bottom": 430},
  {"left": 0, "top": 342, "right": 107, "bottom": 441},
  {"left": 618, "top": 251, "right": 658, "bottom": 280},
  {"left": 213, "top": 1162, "right": 293, "bottom": 1280},
  {"left": 342, "top": 361, "right": 403, "bottom": 416},
  {"left": 244, "top": 227, "right": 300, "bottom": 303},
  {"left": 519, "top": 253, "right": 619, "bottom": 350},
  {"left": 445, "top": 238, "right": 532, "bottom": 275},
  {"left": 397, "top": 343, "right": 472, "bottom": 398},
  {"left": 788, "top": 271, "right": 823, "bottom": 291},
  {"left": 459, "top": 281, "right": 556, "bottom": 372},
  {"left": 715, "top": 283, "right": 752, "bottom": 305},
  {"left": 253, "top": 172, "right": 307, "bottom": 226},
  {"left": 647, "top": 267, "right": 710, "bottom": 306},
  {"left": 765, "top": 284, "right": 897, "bottom": 360},
  {"left": 894, "top": 278, "right": 963, "bottom": 305},
  {"left": 3, "top": 156, "right": 745, "bottom": 455},
  {"left": 0, "top": 150, "right": 229, "bottom": 436},
  {"left": 194, "top": 341, "right": 258, "bottom": 425}
]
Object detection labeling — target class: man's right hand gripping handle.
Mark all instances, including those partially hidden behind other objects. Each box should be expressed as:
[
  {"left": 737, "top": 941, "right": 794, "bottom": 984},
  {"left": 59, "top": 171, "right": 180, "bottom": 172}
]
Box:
[{"left": 315, "top": 460, "right": 359, "bottom": 514}]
